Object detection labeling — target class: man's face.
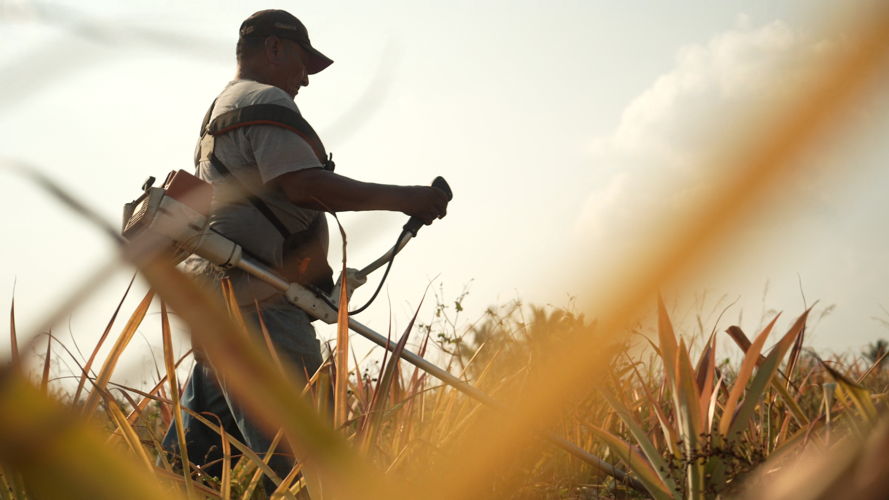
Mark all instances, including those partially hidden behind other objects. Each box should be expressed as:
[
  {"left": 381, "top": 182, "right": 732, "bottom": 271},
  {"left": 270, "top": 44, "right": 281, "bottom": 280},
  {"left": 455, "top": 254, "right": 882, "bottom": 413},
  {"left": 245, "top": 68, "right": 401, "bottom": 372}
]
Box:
[{"left": 280, "top": 40, "right": 310, "bottom": 97}]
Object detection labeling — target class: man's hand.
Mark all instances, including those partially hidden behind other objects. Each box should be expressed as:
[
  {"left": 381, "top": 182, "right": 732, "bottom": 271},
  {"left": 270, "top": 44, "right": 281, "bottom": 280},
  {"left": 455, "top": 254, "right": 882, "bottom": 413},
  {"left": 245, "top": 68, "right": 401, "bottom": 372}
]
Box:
[{"left": 400, "top": 186, "right": 449, "bottom": 224}]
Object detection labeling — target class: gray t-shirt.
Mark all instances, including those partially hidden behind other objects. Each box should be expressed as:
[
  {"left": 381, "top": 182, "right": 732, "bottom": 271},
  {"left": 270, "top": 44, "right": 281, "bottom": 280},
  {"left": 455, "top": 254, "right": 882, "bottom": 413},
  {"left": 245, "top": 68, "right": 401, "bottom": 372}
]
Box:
[{"left": 188, "top": 79, "right": 329, "bottom": 305}]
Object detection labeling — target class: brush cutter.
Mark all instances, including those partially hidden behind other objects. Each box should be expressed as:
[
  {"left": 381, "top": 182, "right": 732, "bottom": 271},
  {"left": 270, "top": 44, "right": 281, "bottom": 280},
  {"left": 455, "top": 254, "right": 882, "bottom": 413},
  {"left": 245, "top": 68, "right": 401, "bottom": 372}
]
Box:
[{"left": 121, "top": 170, "right": 643, "bottom": 491}]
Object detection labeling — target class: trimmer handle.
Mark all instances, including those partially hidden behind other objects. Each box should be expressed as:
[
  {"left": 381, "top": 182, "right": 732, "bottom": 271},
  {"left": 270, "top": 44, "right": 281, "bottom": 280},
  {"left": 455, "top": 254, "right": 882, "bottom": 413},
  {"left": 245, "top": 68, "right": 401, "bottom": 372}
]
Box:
[
  {"left": 403, "top": 176, "right": 453, "bottom": 236},
  {"left": 430, "top": 176, "right": 453, "bottom": 201}
]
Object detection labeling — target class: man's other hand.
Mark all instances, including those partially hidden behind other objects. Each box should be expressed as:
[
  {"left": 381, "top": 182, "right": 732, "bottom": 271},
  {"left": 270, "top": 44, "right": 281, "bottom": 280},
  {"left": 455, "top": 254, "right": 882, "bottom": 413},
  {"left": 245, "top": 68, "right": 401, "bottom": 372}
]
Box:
[{"left": 401, "top": 186, "right": 449, "bottom": 225}]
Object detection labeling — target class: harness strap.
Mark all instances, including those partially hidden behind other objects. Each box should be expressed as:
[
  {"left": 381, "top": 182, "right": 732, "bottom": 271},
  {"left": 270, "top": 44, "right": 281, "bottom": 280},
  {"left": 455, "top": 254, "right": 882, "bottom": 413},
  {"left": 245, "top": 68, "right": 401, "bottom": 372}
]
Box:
[
  {"left": 196, "top": 98, "right": 336, "bottom": 294},
  {"left": 199, "top": 98, "right": 216, "bottom": 137},
  {"left": 197, "top": 100, "right": 334, "bottom": 239},
  {"left": 208, "top": 151, "right": 293, "bottom": 239},
  {"left": 207, "top": 103, "right": 333, "bottom": 171}
]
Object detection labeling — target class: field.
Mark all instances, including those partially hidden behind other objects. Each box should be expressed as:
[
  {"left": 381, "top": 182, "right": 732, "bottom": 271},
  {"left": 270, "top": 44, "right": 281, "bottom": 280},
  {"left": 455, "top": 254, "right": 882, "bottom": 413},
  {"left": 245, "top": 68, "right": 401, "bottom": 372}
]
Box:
[{"left": 2, "top": 274, "right": 889, "bottom": 499}]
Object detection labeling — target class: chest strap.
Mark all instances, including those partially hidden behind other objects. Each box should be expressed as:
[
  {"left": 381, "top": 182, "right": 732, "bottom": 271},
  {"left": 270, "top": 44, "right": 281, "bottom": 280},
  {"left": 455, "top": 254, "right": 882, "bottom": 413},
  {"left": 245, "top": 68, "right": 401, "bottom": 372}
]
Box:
[
  {"left": 196, "top": 99, "right": 335, "bottom": 240},
  {"left": 196, "top": 99, "right": 336, "bottom": 294},
  {"left": 200, "top": 101, "right": 334, "bottom": 171}
]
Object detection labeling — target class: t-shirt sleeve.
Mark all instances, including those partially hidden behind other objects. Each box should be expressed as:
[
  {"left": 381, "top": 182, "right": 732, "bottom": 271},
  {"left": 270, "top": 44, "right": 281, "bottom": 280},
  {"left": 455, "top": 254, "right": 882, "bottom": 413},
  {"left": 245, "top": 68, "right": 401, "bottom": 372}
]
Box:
[
  {"left": 246, "top": 125, "right": 325, "bottom": 184},
  {"left": 243, "top": 86, "right": 325, "bottom": 184}
]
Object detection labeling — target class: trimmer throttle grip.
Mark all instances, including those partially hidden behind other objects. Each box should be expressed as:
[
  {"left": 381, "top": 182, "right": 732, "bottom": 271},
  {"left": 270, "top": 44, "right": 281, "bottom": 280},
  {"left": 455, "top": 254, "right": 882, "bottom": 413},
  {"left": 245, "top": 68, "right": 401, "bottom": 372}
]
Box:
[
  {"left": 430, "top": 176, "right": 453, "bottom": 201},
  {"left": 403, "top": 176, "right": 453, "bottom": 236}
]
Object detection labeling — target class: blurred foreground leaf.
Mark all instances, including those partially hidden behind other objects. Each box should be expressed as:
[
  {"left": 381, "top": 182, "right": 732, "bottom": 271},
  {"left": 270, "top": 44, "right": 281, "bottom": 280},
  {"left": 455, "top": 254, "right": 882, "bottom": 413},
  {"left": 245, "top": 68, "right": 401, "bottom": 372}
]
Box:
[{"left": 0, "top": 372, "right": 182, "bottom": 500}]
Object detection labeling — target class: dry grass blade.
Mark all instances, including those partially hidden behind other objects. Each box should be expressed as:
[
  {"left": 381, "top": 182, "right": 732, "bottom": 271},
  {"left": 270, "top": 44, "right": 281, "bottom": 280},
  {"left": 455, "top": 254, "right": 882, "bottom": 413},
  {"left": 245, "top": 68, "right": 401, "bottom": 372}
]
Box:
[
  {"left": 0, "top": 373, "right": 184, "bottom": 500},
  {"left": 693, "top": 333, "right": 715, "bottom": 394},
  {"left": 242, "top": 431, "right": 290, "bottom": 500},
  {"left": 102, "top": 391, "right": 155, "bottom": 472},
  {"left": 351, "top": 348, "right": 368, "bottom": 409},
  {"left": 724, "top": 325, "right": 753, "bottom": 353},
  {"left": 309, "top": 361, "right": 334, "bottom": 423},
  {"left": 335, "top": 264, "right": 349, "bottom": 430},
  {"left": 718, "top": 315, "right": 778, "bottom": 437},
  {"left": 785, "top": 318, "right": 806, "bottom": 389},
  {"left": 585, "top": 424, "right": 673, "bottom": 500},
  {"left": 220, "top": 417, "right": 232, "bottom": 500},
  {"left": 82, "top": 289, "right": 155, "bottom": 415},
  {"left": 657, "top": 296, "right": 679, "bottom": 392},
  {"left": 857, "top": 348, "right": 889, "bottom": 383},
  {"left": 125, "top": 348, "right": 192, "bottom": 425},
  {"left": 600, "top": 389, "right": 678, "bottom": 494},
  {"left": 74, "top": 274, "right": 136, "bottom": 403},
  {"left": 257, "top": 307, "right": 286, "bottom": 375},
  {"left": 154, "top": 467, "right": 225, "bottom": 499},
  {"left": 113, "top": 387, "right": 143, "bottom": 418},
  {"left": 9, "top": 297, "right": 19, "bottom": 370},
  {"left": 820, "top": 360, "right": 877, "bottom": 424},
  {"left": 624, "top": 353, "right": 680, "bottom": 458},
  {"left": 161, "top": 301, "right": 193, "bottom": 498},
  {"left": 332, "top": 213, "right": 350, "bottom": 431},
  {"left": 676, "top": 339, "right": 705, "bottom": 498},
  {"left": 694, "top": 335, "right": 716, "bottom": 429},
  {"left": 359, "top": 303, "right": 420, "bottom": 454},
  {"left": 724, "top": 324, "right": 810, "bottom": 427},
  {"left": 272, "top": 462, "right": 304, "bottom": 499},
  {"left": 221, "top": 279, "right": 250, "bottom": 330},
  {"left": 40, "top": 332, "right": 51, "bottom": 395},
  {"left": 707, "top": 376, "right": 723, "bottom": 434},
  {"left": 183, "top": 408, "right": 285, "bottom": 490},
  {"left": 726, "top": 309, "right": 809, "bottom": 440},
  {"left": 771, "top": 374, "right": 809, "bottom": 427}
]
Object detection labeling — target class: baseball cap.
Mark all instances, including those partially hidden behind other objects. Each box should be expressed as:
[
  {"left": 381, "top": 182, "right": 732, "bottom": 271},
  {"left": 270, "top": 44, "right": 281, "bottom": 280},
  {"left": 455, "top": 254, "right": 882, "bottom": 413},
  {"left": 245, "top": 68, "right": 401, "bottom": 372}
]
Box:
[{"left": 239, "top": 9, "right": 333, "bottom": 74}]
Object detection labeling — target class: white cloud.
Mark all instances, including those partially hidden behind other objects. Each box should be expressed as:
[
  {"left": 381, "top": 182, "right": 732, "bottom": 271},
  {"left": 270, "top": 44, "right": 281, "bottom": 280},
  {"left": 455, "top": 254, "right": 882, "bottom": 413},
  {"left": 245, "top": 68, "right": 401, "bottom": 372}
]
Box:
[
  {"left": 565, "top": 14, "right": 889, "bottom": 352},
  {"left": 574, "top": 19, "right": 840, "bottom": 269}
]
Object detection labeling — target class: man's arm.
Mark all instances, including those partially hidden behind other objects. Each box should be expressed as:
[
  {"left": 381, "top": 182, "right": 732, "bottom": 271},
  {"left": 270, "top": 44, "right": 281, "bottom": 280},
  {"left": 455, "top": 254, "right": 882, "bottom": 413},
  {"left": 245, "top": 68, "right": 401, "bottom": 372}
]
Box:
[{"left": 271, "top": 168, "right": 449, "bottom": 224}]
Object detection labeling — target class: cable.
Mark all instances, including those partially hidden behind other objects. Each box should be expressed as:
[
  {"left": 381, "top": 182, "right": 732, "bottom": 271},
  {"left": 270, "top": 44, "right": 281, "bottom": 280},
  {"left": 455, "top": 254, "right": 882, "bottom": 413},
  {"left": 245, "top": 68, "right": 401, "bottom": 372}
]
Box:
[
  {"left": 347, "top": 229, "right": 407, "bottom": 315},
  {"left": 316, "top": 228, "right": 407, "bottom": 314}
]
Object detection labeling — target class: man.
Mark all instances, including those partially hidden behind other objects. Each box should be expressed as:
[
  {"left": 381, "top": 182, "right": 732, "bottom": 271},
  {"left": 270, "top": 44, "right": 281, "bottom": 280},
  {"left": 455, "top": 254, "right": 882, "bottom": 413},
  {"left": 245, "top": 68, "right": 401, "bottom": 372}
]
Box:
[{"left": 161, "top": 9, "right": 448, "bottom": 490}]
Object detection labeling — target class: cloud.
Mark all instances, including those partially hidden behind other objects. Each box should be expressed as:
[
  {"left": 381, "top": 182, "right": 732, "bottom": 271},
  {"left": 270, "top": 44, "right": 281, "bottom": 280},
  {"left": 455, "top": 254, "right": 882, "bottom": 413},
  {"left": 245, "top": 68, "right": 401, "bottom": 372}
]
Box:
[{"left": 573, "top": 18, "right": 843, "bottom": 276}]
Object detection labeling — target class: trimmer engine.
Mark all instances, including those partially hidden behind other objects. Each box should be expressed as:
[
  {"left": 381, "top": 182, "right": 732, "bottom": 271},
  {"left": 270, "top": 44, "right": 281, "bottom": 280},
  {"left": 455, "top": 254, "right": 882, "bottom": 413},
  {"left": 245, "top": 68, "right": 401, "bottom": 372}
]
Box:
[{"left": 121, "top": 170, "right": 242, "bottom": 268}]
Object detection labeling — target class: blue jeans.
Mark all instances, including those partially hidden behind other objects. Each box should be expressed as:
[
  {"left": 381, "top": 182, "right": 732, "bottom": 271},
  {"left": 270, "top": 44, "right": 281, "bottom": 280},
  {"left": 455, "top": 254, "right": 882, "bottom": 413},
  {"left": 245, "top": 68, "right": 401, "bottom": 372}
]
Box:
[{"left": 161, "top": 296, "right": 324, "bottom": 491}]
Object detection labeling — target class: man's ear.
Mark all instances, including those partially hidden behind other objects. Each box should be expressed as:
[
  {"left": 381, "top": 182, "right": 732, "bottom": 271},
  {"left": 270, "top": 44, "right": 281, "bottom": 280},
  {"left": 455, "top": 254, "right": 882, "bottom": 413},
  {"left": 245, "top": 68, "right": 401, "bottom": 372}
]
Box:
[{"left": 264, "top": 35, "right": 282, "bottom": 63}]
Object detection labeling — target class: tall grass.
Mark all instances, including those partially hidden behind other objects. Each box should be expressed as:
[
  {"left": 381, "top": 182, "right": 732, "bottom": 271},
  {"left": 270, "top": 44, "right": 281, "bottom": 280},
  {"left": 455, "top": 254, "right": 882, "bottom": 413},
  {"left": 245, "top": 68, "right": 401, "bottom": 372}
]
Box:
[{"left": 5, "top": 279, "right": 889, "bottom": 499}]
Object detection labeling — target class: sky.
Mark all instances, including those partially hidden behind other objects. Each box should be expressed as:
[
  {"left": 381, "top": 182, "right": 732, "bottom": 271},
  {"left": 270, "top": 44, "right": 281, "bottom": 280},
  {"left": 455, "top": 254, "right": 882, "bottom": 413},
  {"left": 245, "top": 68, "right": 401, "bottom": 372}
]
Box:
[{"left": 2, "top": 1, "right": 889, "bottom": 387}]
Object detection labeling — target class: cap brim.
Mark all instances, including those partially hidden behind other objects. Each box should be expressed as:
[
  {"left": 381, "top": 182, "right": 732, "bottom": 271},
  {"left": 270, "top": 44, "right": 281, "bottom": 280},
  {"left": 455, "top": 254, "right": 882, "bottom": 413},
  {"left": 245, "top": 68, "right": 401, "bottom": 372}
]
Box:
[{"left": 303, "top": 44, "right": 333, "bottom": 74}]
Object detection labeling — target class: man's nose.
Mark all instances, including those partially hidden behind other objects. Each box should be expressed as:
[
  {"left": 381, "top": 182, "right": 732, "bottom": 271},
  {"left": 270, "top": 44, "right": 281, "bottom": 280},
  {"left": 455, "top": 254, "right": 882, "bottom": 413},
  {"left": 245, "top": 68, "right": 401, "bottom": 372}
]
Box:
[{"left": 301, "top": 74, "right": 309, "bottom": 87}]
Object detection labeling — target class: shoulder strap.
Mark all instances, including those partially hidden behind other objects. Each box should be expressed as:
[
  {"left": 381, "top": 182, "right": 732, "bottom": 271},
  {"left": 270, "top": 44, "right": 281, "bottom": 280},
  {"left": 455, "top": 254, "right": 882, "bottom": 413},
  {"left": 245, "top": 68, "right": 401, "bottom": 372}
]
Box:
[
  {"left": 200, "top": 98, "right": 217, "bottom": 137},
  {"left": 207, "top": 103, "right": 333, "bottom": 171},
  {"left": 197, "top": 99, "right": 293, "bottom": 239}
]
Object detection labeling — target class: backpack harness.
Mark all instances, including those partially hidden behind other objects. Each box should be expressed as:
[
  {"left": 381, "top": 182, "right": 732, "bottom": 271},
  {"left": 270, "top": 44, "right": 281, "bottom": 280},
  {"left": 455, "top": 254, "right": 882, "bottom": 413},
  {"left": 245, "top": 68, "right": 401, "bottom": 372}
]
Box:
[{"left": 196, "top": 100, "right": 336, "bottom": 294}]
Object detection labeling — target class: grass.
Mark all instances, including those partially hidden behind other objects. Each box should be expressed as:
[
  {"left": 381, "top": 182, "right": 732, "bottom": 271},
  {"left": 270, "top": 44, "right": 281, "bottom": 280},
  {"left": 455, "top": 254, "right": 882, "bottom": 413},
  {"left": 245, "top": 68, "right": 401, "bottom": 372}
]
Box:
[{"left": 4, "top": 278, "right": 889, "bottom": 499}]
